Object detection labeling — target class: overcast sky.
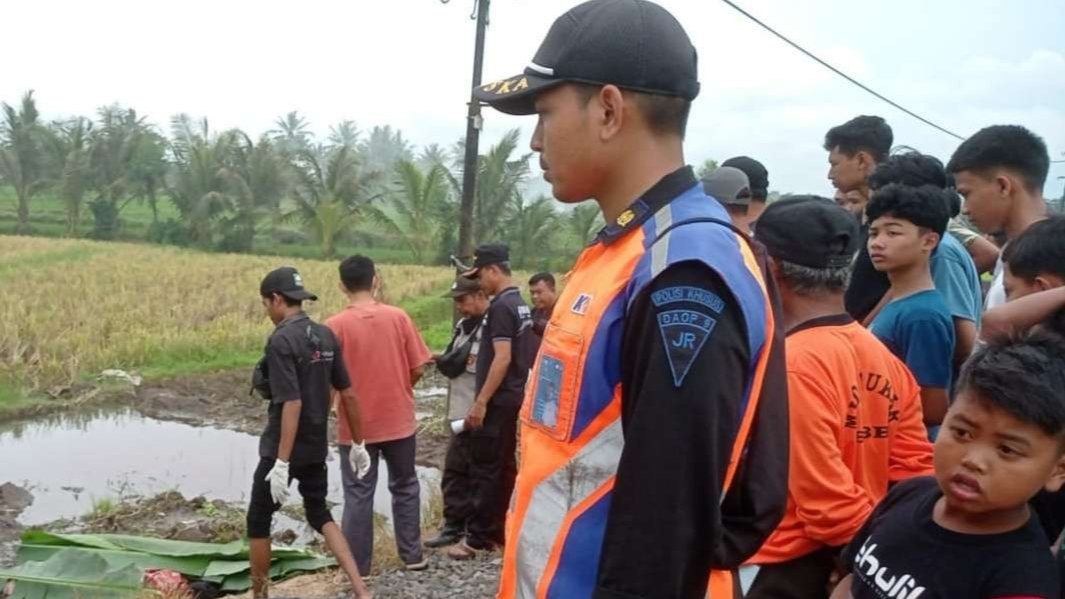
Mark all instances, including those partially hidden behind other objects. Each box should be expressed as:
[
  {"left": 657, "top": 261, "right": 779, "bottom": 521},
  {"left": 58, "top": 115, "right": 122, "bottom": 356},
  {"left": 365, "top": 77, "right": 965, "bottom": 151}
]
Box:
[{"left": 3, "top": 0, "right": 1063, "bottom": 200}]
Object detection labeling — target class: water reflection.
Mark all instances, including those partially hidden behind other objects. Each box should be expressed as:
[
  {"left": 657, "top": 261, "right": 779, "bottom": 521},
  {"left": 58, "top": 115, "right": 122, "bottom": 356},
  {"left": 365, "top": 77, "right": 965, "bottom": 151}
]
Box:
[{"left": 0, "top": 409, "right": 440, "bottom": 527}]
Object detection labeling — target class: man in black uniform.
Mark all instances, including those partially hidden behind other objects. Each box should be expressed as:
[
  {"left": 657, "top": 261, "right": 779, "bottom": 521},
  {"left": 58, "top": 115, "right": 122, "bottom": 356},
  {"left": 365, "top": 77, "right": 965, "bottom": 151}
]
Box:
[
  {"left": 447, "top": 244, "right": 533, "bottom": 559},
  {"left": 247, "top": 266, "right": 372, "bottom": 599}
]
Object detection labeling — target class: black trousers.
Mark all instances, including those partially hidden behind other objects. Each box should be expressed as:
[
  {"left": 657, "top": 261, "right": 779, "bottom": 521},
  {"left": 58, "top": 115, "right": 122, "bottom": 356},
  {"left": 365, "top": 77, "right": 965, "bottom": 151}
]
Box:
[
  {"left": 246, "top": 458, "right": 332, "bottom": 539},
  {"left": 464, "top": 402, "right": 519, "bottom": 548},
  {"left": 442, "top": 431, "right": 475, "bottom": 532},
  {"left": 745, "top": 547, "right": 837, "bottom": 599}
]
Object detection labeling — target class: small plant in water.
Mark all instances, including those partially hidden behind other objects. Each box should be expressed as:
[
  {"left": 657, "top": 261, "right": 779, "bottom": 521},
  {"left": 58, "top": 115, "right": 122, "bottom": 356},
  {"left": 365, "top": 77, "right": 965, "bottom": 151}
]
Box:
[{"left": 89, "top": 496, "right": 116, "bottom": 517}]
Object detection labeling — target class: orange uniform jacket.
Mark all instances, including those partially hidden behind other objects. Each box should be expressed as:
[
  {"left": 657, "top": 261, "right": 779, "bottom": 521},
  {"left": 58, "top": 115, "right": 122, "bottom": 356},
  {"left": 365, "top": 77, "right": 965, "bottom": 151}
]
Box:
[{"left": 751, "top": 315, "right": 933, "bottom": 564}]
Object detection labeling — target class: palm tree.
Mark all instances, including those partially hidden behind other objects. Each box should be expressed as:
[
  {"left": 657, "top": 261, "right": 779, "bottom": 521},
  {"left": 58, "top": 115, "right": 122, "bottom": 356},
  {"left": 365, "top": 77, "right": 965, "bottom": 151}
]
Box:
[
  {"left": 696, "top": 158, "right": 719, "bottom": 180},
  {"left": 270, "top": 111, "right": 313, "bottom": 157},
  {"left": 367, "top": 160, "right": 450, "bottom": 264},
  {"left": 217, "top": 134, "right": 289, "bottom": 252},
  {"left": 508, "top": 195, "right": 558, "bottom": 268},
  {"left": 0, "top": 91, "right": 49, "bottom": 234},
  {"left": 46, "top": 117, "right": 93, "bottom": 236},
  {"left": 468, "top": 129, "right": 531, "bottom": 244},
  {"left": 568, "top": 202, "right": 603, "bottom": 249},
  {"left": 88, "top": 105, "right": 167, "bottom": 239},
  {"left": 358, "top": 125, "right": 413, "bottom": 176},
  {"left": 328, "top": 120, "right": 360, "bottom": 149},
  {"left": 167, "top": 117, "right": 240, "bottom": 246},
  {"left": 417, "top": 143, "right": 449, "bottom": 171},
  {"left": 287, "top": 145, "right": 379, "bottom": 258}
]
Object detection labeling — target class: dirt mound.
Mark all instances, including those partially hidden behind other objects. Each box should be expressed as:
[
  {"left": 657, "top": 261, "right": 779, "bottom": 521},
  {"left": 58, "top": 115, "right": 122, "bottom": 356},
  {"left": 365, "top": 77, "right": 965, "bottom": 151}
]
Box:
[{"left": 77, "top": 491, "right": 256, "bottom": 545}]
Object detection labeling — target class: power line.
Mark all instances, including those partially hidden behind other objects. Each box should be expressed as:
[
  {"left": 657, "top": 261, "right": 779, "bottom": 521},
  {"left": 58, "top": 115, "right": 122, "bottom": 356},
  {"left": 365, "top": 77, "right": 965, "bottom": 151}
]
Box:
[{"left": 718, "top": 0, "right": 966, "bottom": 141}]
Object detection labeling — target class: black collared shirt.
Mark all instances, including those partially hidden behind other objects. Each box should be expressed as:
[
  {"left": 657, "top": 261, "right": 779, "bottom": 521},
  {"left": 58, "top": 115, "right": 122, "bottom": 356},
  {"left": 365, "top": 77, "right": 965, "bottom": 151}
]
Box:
[
  {"left": 259, "top": 312, "right": 351, "bottom": 465},
  {"left": 476, "top": 287, "right": 533, "bottom": 412},
  {"left": 595, "top": 167, "right": 790, "bottom": 599}
]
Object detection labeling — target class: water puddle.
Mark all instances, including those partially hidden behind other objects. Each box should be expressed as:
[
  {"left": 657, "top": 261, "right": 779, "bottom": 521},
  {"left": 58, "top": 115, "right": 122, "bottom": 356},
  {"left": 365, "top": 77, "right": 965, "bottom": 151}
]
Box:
[{"left": 0, "top": 409, "right": 441, "bottom": 527}]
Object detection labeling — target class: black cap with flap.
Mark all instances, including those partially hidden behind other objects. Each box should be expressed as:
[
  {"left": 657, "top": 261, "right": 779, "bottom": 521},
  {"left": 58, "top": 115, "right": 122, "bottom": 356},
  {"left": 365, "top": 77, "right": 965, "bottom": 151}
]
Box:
[{"left": 473, "top": 0, "right": 700, "bottom": 115}]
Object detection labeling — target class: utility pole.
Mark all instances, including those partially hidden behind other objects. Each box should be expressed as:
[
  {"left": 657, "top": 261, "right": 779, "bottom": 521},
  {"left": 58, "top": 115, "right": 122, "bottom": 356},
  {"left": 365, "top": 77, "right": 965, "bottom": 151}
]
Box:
[{"left": 457, "top": 0, "right": 490, "bottom": 263}]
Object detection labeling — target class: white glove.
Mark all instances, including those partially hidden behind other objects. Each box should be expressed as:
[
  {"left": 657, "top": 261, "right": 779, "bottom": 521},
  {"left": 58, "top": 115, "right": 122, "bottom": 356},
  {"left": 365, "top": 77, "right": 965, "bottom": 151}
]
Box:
[
  {"left": 349, "top": 442, "right": 371, "bottom": 480},
  {"left": 265, "top": 459, "right": 291, "bottom": 505}
]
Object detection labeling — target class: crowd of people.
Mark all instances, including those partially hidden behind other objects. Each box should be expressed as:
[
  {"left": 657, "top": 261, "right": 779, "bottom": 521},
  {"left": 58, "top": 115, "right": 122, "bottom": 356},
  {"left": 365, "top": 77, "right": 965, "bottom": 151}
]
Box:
[{"left": 241, "top": 1, "right": 1065, "bottom": 598}]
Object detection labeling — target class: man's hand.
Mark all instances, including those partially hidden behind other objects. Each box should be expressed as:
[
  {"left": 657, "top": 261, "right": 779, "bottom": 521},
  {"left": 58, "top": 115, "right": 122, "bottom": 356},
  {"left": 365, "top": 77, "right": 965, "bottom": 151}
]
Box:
[
  {"left": 349, "top": 442, "right": 371, "bottom": 479},
  {"left": 465, "top": 399, "right": 487, "bottom": 431},
  {"left": 265, "top": 459, "right": 291, "bottom": 505}
]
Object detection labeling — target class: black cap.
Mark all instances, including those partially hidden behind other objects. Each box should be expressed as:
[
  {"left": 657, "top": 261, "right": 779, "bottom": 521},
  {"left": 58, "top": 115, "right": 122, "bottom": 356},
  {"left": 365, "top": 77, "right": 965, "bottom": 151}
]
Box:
[
  {"left": 703, "top": 166, "right": 752, "bottom": 207},
  {"left": 260, "top": 266, "right": 318, "bottom": 301},
  {"left": 754, "top": 196, "right": 860, "bottom": 269},
  {"left": 462, "top": 244, "right": 510, "bottom": 278},
  {"left": 443, "top": 276, "right": 482, "bottom": 299},
  {"left": 473, "top": 0, "right": 700, "bottom": 115},
  {"left": 722, "top": 156, "right": 769, "bottom": 200}
]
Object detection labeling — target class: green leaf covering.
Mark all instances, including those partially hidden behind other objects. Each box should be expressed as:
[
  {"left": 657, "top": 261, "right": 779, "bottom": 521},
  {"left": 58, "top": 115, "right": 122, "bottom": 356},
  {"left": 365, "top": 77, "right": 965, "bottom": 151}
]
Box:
[
  {"left": 0, "top": 548, "right": 143, "bottom": 599},
  {"left": 8, "top": 531, "right": 336, "bottom": 594}
]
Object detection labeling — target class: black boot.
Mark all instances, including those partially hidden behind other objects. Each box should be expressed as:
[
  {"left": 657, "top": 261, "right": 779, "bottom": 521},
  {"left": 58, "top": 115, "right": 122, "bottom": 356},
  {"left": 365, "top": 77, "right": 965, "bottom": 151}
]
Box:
[{"left": 424, "top": 524, "right": 464, "bottom": 548}]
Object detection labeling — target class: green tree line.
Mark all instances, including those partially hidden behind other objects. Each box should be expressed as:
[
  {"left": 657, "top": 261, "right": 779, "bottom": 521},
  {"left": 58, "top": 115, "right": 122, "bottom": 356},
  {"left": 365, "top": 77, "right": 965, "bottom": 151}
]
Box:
[{"left": 0, "top": 91, "right": 604, "bottom": 269}]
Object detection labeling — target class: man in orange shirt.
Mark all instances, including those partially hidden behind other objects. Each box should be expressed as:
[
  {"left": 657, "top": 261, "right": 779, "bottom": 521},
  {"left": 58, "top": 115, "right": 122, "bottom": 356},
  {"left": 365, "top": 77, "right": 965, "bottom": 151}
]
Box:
[
  {"left": 325, "top": 255, "right": 434, "bottom": 574},
  {"left": 744, "top": 197, "right": 934, "bottom": 598}
]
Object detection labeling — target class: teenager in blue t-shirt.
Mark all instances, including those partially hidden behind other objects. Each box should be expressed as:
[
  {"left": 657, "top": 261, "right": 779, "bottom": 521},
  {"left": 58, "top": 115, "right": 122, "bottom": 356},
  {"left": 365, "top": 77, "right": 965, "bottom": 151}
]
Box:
[{"left": 867, "top": 184, "right": 955, "bottom": 439}]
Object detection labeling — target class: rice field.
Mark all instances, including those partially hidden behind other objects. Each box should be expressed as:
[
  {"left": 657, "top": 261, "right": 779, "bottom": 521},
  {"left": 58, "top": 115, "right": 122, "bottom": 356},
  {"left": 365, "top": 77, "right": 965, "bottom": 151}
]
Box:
[{"left": 0, "top": 235, "right": 456, "bottom": 391}]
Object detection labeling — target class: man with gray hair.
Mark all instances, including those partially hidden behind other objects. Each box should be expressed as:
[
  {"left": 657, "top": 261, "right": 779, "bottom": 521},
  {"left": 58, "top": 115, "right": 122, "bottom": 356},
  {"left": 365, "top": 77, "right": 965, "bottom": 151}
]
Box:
[{"left": 741, "top": 197, "right": 934, "bottom": 598}]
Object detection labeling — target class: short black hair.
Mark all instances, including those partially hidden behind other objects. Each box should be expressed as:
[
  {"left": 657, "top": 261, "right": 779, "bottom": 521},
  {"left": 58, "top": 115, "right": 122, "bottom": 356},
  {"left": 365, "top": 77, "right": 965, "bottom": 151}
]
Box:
[
  {"left": 868, "top": 151, "right": 961, "bottom": 218},
  {"left": 868, "top": 151, "right": 948, "bottom": 190},
  {"left": 823, "top": 115, "right": 893, "bottom": 162},
  {"left": 946, "top": 125, "right": 1050, "bottom": 193},
  {"left": 959, "top": 328, "right": 1065, "bottom": 438},
  {"left": 1002, "top": 215, "right": 1065, "bottom": 281},
  {"left": 263, "top": 292, "right": 302, "bottom": 308},
  {"left": 529, "top": 272, "right": 556, "bottom": 289},
  {"left": 866, "top": 184, "right": 950, "bottom": 237},
  {"left": 339, "top": 255, "right": 376, "bottom": 292},
  {"left": 575, "top": 84, "right": 691, "bottom": 139}
]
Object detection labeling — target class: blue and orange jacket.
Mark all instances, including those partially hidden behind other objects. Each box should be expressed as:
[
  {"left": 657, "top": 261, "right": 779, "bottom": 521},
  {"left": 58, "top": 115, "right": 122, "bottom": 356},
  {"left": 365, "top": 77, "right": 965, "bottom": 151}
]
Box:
[{"left": 497, "top": 167, "right": 788, "bottom": 599}]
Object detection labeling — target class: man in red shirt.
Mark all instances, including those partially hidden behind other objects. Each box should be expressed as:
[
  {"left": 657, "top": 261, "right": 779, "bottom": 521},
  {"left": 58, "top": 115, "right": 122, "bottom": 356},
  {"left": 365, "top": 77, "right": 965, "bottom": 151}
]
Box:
[{"left": 326, "top": 255, "right": 433, "bottom": 574}]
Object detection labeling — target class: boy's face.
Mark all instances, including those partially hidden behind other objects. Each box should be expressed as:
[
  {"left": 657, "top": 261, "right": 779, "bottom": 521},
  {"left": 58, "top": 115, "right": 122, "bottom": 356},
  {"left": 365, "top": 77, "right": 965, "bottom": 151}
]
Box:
[
  {"left": 935, "top": 390, "right": 1065, "bottom": 517},
  {"left": 1003, "top": 262, "right": 1065, "bottom": 301},
  {"left": 955, "top": 169, "right": 1010, "bottom": 236},
  {"left": 867, "top": 215, "right": 938, "bottom": 273}
]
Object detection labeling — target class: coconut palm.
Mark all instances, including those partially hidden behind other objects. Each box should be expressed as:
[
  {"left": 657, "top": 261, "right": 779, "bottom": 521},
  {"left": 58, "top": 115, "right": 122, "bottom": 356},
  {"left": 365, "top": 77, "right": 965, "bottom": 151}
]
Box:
[
  {"left": 88, "top": 105, "right": 167, "bottom": 239},
  {"left": 367, "top": 160, "right": 451, "bottom": 264},
  {"left": 568, "top": 203, "right": 603, "bottom": 249},
  {"left": 508, "top": 195, "right": 558, "bottom": 269},
  {"left": 358, "top": 125, "right": 413, "bottom": 176},
  {"left": 287, "top": 145, "right": 379, "bottom": 258},
  {"left": 166, "top": 117, "right": 241, "bottom": 246},
  {"left": 217, "top": 134, "right": 289, "bottom": 252},
  {"left": 0, "top": 91, "right": 49, "bottom": 234},
  {"left": 327, "top": 120, "right": 360, "bottom": 149},
  {"left": 444, "top": 129, "right": 532, "bottom": 246},
  {"left": 45, "top": 117, "right": 93, "bottom": 236},
  {"left": 269, "top": 111, "right": 313, "bottom": 157}
]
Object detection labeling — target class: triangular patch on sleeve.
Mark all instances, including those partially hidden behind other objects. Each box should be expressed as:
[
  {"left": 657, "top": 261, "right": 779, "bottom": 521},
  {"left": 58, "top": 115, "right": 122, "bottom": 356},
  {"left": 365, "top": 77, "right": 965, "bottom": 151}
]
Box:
[{"left": 657, "top": 309, "right": 718, "bottom": 387}]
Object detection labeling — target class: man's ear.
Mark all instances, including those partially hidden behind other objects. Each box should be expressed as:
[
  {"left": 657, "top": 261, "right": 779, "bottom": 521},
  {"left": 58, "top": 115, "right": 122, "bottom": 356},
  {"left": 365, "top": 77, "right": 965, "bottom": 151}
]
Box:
[
  {"left": 598, "top": 84, "right": 625, "bottom": 142},
  {"left": 995, "top": 173, "right": 1014, "bottom": 199},
  {"left": 1035, "top": 275, "right": 1065, "bottom": 292},
  {"left": 857, "top": 151, "right": 877, "bottom": 176},
  {"left": 1044, "top": 453, "right": 1065, "bottom": 493}
]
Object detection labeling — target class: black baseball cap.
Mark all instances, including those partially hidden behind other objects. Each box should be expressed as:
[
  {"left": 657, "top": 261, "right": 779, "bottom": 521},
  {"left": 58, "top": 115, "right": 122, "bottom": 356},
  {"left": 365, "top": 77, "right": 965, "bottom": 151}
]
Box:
[
  {"left": 754, "top": 196, "right": 860, "bottom": 269},
  {"left": 722, "top": 156, "right": 769, "bottom": 200},
  {"left": 443, "top": 276, "right": 482, "bottom": 299},
  {"left": 462, "top": 244, "right": 511, "bottom": 278},
  {"left": 260, "top": 266, "right": 318, "bottom": 301},
  {"left": 473, "top": 0, "right": 700, "bottom": 115}
]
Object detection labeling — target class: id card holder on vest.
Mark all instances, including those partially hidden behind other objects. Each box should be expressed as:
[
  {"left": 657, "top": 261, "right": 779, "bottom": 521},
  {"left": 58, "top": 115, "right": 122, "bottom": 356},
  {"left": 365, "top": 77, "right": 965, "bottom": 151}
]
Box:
[{"left": 523, "top": 323, "right": 582, "bottom": 441}]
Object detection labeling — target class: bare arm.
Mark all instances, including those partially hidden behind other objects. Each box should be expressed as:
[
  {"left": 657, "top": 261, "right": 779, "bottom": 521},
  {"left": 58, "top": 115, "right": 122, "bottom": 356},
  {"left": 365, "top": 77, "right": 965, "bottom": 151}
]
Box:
[
  {"left": 829, "top": 574, "right": 853, "bottom": 599},
  {"left": 953, "top": 317, "right": 977, "bottom": 368},
  {"left": 337, "top": 387, "right": 364, "bottom": 444},
  {"left": 967, "top": 236, "right": 1001, "bottom": 275},
  {"left": 475, "top": 340, "right": 512, "bottom": 406},
  {"left": 981, "top": 287, "right": 1065, "bottom": 342},
  {"left": 277, "top": 400, "right": 302, "bottom": 462}
]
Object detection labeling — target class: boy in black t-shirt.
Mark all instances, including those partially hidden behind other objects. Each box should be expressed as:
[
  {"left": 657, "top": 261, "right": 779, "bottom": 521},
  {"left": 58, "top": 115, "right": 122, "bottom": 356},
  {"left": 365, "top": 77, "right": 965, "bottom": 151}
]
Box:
[{"left": 832, "top": 328, "right": 1065, "bottom": 599}]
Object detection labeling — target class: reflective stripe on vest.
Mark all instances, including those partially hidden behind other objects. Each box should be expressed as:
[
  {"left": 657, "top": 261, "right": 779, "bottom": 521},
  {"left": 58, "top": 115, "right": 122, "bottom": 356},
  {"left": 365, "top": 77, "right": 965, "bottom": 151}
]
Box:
[{"left": 498, "top": 184, "right": 778, "bottom": 599}]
